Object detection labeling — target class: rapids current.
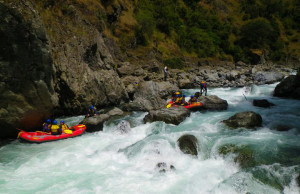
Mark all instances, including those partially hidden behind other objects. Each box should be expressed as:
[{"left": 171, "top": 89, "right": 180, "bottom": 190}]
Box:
[{"left": 0, "top": 84, "right": 299, "bottom": 194}]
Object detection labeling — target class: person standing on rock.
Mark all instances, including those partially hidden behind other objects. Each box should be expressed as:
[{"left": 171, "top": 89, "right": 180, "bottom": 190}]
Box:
[
  {"left": 164, "top": 66, "right": 169, "bottom": 81},
  {"left": 200, "top": 81, "right": 207, "bottom": 96},
  {"left": 87, "top": 105, "right": 98, "bottom": 117}
]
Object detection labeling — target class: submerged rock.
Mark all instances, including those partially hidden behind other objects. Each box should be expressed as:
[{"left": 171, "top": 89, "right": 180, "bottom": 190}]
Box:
[
  {"left": 275, "top": 125, "right": 291, "bottom": 132},
  {"left": 82, "top": 107, "right": 124, "bottom": 132},
  {"left": 223, "top": 111, "right": 262, "bottom": 129},
  {"left": 253, "top": 99, "right": 275, "bottom": 108},
  {"left": 218, "top": 144, "right": 255, "bottom": 168},
  {"left": 143, "top": 106, "right": 190, "bottom": 125},
  {"left": 251, "top": 167, "right": 284, "bottom": 191},
  {"left": 116, "top": 120, "right": 131, "bottom": 133},
  {"left": 198, "top": 95, "right": 228, "bottom": 110},
  {"left": 155, "top": 162, "right": 175, "bottom": 173},
  {"left": 177, "top": 134, "right": 198, "bottom": 156}
]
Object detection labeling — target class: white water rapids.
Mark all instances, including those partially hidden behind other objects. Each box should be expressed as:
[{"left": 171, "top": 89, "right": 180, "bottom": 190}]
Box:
[{"left": 0, "top": 83, "right": 299, "bottom": 194}]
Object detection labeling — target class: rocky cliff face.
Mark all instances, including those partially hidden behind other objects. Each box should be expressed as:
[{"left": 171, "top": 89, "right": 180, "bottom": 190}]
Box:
[
  {"left": 0, "top": 0, "right": 129, "bottom": 138},
  {"left": 0, "top": 2, "right": 56, "bottom": 137}
]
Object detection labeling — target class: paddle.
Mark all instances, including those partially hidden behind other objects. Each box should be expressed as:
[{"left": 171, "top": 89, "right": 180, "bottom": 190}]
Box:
[{"left": 243, "top": 93, "right": 248, "bottom": 101}]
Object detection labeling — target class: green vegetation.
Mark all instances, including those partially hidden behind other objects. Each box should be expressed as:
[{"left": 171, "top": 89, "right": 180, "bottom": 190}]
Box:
[
  {"left": 131, "top": 0, "right": 300, "bottom": 65},
  {"left": 23, "top": 0, "right": 300, "bottom": 67}
]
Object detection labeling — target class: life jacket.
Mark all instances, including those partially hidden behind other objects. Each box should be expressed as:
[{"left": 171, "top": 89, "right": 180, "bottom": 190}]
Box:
[
  {"left": 190, "top": 97, "right": 197, "bottom": 103},
  {"left": 175, "top": 97, "right": 182, "bottom": 104},
  {"left": 43, "top": 123, "right": 51, "bottom": 131},
  {"left": 60, "top": 124, "right": 69, "bottom": 131},
  {"left": 89, "top": 108, "right": 97, "bottom": 115},
  {"left": 201, "top": 83, "right": 206, "bottom": 88},
  {"left": 51, "top": 124, "right": 60, "bottom": 133}
]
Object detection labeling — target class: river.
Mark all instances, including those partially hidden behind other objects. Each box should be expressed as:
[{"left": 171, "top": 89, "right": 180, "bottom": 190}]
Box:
[{"left": 0, "top": 83, "right": 299, "bottom": 194}]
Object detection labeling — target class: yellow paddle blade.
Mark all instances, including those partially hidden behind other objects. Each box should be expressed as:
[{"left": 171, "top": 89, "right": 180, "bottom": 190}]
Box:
[
  {"left": 166, "top": 104, "right": 172, "bottom": 108},
  {"left": 64, "top": 129, "right": 73, "bottom": 134}
]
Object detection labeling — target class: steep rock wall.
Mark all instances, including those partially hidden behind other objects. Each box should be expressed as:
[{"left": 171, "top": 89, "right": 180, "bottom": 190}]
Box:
[
  {"left": 0, "top": 1, "right": 128, "bottom": 138},
  {"left": 0, "top": 2, "right": 56, "bottom": 137}
]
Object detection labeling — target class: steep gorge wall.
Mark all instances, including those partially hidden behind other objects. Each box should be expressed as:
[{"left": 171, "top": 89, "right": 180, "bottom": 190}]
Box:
[{"left": 0, "top": 0, "right": 129, "bottom": 138}]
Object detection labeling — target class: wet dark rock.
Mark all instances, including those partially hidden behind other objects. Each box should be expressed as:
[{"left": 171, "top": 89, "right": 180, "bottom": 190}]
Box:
[
  {"left": 274, "top": 72, "right": 300, "bottom": 100},
  {"left": 253, "top": 99, "right": 275, "bottom": 108},
  {"left": 275, "top": 125, "right": 291, "bottom": 132},
  {"left": 82, "top": 108, "right": 124, "bottom": 132},
  {"left": 297, "top": 173, "right": 300, "bottom": 187},
  {"left": 198, "top": 95, "right": 228, "bottom": 110},
  {"left": 223, "top": 111, "right": 262, "bottom": 129},
  {"left": 144, "top": 106, "right": 190, "bottom": 125},
  {"left": 156, "top": 162, "right": 175, "bottom": 173},
  {"left": 177, "top": 134, "right": 198, "bottom": 156},
  {"left": 116, "top": 120, "right": 130, "bottom": 133},
  {"left": 219, "top": 144, "right": 256, "bottom": 168}
]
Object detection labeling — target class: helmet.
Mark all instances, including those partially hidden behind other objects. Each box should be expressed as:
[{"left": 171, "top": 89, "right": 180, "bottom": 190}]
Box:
[
  {"left": 53, "top": 120, "right": 57, "bottom": 125},
  {"left": 46, "top": 119, "right": 51, "bottom": 123},
  {"left": 175, "top": 92, "right": 180, "bottom": 94},
  {"left": 90, "top": 105, "right": 94, "bottom": 109},
  {"left": 183, "top": 95, "right": 186, "bottom": 97},
  {"left": 191, "top": 95, "right": 194, "bottom": 98},
  {"left": 60, "top": 120, "right": 64, "bottom": 124},
  {"left": 201, "top": 81, "right": 205, "bottom": 84}
]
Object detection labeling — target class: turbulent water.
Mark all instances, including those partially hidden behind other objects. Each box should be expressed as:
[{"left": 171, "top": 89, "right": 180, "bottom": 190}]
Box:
[{"left": 0, "top": 84, "right": 299, "bottom": 194}]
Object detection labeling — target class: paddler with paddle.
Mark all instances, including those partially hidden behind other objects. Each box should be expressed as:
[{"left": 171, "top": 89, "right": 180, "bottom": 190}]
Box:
[{"left": 59, "top": 120, "right": 72, "bottom": 134}]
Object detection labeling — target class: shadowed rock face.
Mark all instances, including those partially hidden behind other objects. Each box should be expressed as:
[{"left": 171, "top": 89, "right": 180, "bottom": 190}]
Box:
[
  {"left": 144, "top": 106, "right": 191, "bottom": 125},
  {"left": 177, "top": 134, "right": 198, "bottom": 156},
  {"left": 0, "top": 3, "right": 55, "bottom": 137},
  {"left": 0, "top": 2, "right": 129, "bottom": 138},
  {"left": 274, "top": 72, "right": 300, "bottom": 100},
  {"left": 223, "top": 111, "right": 262, "bottom": 129}
]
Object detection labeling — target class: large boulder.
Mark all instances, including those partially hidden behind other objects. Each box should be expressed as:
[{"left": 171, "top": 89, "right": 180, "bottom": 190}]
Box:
[
  {"left": 82, "top": 107, "right": 124, "bottom": 132},
  {"left": 223, "top": 111, "right": 262, "bottom": 129},
  {"left": 177, "top": 134, "right": 198, "bottom": 156},
  {"left": 123, "top": 81, "right": 178, "bottom": 111},
  {"left": 117, "top": 62, "right": 145, "bottom": 77},
  {"left": 144, "top": 106, "right": 190, "bottom": 125},
  {"left": 254, "top": 71, "right": 284, "bottom": 84},
  {"left": 198, "top": 95, "right": 228, "bottom": 110},
  {"left": 253, "top": 99, "right": 275, "bottom": 108},
  {"left": 274, "top": 73, "right": 300, "bottom": 99}
]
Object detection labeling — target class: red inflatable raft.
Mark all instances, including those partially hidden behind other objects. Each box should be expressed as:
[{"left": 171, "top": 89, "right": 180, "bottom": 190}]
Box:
[
  {"left": 18, "top": 124, "right": 86, "bottom": 143},
  {"left": 168, "top": 101, "right": 203, "bottom": 110}
]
